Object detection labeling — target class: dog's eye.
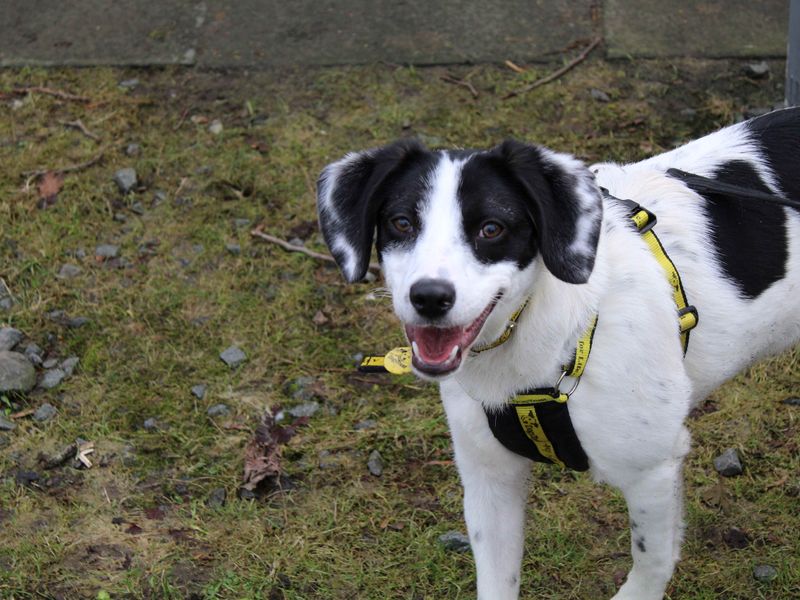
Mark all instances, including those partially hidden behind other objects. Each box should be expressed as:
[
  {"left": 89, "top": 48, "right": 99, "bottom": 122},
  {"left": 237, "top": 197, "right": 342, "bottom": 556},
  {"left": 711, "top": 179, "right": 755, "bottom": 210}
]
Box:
[
  {"left": 479, "top": 221, "right": 504, "bottom": 239},
  {"left": 391, "top": 216, "right": 414, "bottom": 234}
]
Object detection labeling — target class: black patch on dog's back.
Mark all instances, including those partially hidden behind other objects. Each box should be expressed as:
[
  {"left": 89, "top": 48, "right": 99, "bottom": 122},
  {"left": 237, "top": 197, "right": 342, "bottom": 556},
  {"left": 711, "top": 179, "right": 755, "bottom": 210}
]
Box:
[
  {"left": 746, "top": 108, "right": 800, "bottom": 210},
  {"left": 689, "top": 160, "right": 788, "bottom": 298}
]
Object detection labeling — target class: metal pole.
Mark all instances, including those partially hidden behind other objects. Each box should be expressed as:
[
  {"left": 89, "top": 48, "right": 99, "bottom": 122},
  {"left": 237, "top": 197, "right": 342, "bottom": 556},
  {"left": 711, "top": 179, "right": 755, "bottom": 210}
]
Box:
[{"left": 789, "top": 0, "right": 800, "bottom": 106}]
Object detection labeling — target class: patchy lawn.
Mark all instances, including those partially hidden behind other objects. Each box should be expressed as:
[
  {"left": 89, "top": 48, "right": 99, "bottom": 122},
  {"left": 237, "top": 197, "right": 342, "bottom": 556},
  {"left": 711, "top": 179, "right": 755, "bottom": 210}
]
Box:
[{"left": 0, "top": 57, "right": 797, "bottom": 599}]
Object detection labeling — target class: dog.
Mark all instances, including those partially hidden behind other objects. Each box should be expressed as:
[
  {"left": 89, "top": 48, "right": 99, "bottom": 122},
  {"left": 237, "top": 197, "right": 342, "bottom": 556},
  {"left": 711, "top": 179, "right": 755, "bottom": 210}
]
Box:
[{"left": 315, "top": 107, "right": 800, "bottom": 600}]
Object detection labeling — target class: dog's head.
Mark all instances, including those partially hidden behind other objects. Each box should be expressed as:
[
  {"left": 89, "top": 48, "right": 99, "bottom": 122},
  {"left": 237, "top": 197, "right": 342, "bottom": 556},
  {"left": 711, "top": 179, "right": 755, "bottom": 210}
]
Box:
[{"left": 317, "top": 139, "right": 603, "bottom": 378}]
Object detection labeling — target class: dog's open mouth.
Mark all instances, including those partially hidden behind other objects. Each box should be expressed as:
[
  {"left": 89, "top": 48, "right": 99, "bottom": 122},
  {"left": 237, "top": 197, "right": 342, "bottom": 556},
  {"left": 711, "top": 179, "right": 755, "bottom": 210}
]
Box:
[{"left": 405, "top": 298, "right": 499, "bottom": 376}]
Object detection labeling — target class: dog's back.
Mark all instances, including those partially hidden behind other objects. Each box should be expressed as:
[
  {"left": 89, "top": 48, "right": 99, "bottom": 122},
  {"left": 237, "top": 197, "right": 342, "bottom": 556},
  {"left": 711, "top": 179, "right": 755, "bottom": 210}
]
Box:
[{"left": 594, "top": 107, "right": 800, "bottom": 401}]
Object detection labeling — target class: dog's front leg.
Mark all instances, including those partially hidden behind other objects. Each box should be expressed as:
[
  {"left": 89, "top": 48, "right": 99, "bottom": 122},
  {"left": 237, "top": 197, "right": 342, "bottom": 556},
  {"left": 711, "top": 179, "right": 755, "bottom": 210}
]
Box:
[{"left": 441, "top": 381, "right": 531, "bottom": 600}]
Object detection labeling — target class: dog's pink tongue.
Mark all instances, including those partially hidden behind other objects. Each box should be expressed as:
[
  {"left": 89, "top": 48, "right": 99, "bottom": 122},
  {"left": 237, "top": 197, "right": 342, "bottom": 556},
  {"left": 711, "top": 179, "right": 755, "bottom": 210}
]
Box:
[{"left": 408, "top": 326, "right": 463, "bottom": 363}]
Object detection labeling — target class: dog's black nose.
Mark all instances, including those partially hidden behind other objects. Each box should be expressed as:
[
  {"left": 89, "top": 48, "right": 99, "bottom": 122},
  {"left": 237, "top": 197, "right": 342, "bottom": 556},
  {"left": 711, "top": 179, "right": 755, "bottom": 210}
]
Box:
[{"left": 410, "top": 278, "right": 456, "bottom": 319}]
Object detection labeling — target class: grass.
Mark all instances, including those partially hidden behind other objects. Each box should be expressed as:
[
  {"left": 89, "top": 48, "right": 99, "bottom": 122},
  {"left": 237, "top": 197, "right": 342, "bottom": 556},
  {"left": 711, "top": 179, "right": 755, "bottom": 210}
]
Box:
[{"left": 0, "top": 58, "right": 798, "bottom": 599}]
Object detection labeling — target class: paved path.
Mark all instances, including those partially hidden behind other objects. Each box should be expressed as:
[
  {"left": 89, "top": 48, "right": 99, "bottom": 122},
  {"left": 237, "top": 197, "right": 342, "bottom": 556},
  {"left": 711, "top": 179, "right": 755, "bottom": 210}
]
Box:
[{"left": 0, "top": 0, "right": 790, "bottom": 67}]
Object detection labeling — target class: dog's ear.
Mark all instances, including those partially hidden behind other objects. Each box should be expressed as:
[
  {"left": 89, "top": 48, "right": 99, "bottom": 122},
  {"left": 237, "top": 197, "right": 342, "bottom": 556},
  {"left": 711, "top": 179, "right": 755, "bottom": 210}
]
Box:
[
  {"left": 492, "top": 140, "right": 603, "bottom": 284},
  {"left": 317, "top": 140, "right": 426, "bottom": 282}
]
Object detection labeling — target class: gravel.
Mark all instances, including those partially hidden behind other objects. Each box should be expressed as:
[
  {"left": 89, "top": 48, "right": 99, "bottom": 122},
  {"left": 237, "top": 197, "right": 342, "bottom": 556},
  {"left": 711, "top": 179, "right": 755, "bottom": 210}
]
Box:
[
  {"left": 24, "top": 343, "right": 43, "bottom": 366},
  {"left": 61, "top": 356, "right": 80, "bottom": 376},
  {"left": 206, "top": 487, "right": 227, "bottom": 508},
  {"left": 130, "top": 201, "right": 145, "bottom": 215},
  {"left": 207, "top": 403, "right": 230, "bottom": 417},
  {"left": 57, "top": 263, "right": 82, "bottom": 279},
  {"left": 113, "top": 168, "right": 138, "bottom": 193},
  {"left": 753, "top": 564, "right": 778, "bottom": 583},
  {"left": 33, "top": 403, "right": 57, "bottom": 422},
  {"left": 367, "top": 449, "right": 384, "bottom": 476},
  {"left": 191, "top": 384, "right": 207, "bottom": 400},
  {"left": 95, "top": 244, "right": 120, "bottom": 259},
  {"left": 0, "top": 327, "right": 22, "bottom": 351},
  {"left": 42, "top": 358, "right": 58, "bottom": 369},
  {"left": 225, "top": 243, "right": 241, "bottom": 255},
  {"left": 219, "top": 346, "right": 246, "bottom": 368},
  {"left": 438, "top": 531, "right": 471, "bottom": 552},
  {"left": 713, "top": 448, "right": 743, "bottom": 477},
  {"left": 287, "top": 402, "right": 319, "bottom": 418},
  {"left": 0, "top": 351, "right": 37, "bottom": 392},
  {"left": 0, "top": 415, "right": 16, "bottom": 431},
  {"left": 39, "top": 368, "right": 67, "bottom": 389}
]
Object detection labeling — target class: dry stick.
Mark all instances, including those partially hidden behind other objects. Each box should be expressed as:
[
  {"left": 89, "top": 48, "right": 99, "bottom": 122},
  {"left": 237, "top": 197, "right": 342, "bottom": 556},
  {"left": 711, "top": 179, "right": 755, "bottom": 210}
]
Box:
[
  {"left": 22, "top": 148, "right": 107, "bottom": 189},
  {"left": 61, "top": 119, "right": 101, "bottom": 142},
  {"left": 440, "top": 74, "right": 479, "bottom": 98},
  {"left": 504, "top": 59, "right": 527, "bottom": 74},
  {"left": 250, "top": 229, "right": 381, "bottom": 274},
  {"left": 12, "top": 86, "right": 91, "bottom": 103},
  {"left": 503, "top": 37, "right": 602, "bottom": 100}
]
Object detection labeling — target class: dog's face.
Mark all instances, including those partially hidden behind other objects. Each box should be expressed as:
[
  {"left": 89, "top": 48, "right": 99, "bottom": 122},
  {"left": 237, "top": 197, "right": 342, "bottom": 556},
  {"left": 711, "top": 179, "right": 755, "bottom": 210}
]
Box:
[{"left": 317, "top": 140, "right": 603, "bottom": 378}]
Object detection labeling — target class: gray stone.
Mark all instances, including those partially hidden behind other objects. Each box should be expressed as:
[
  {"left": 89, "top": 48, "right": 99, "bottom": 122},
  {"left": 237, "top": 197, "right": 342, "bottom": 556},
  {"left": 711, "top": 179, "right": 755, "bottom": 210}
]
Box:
[
  {"left": 287, "top": 402, "right": 319, "bottom": 418},
  {"left": 57, "top": 263, "right": 82, "bottom": 279},
  {"left": 0, "top": 298, "right": 12, "bottom": 311},
  {"left": 438, "top": 531, "right": 471, "bottom": 552},
  {"left": 130, "top": 201, "right": 145, "bottom": 215},
  {"left": 220, "top": 345, "right": 246, "bottom": 368},
  {"left": 286, "top": 376, "right": 318, "bottom": 401},
  {"left": 0, "top": 351, "right": 37, "bottom": 392},
  {"left": 753, "top": 564, "right": 778, "bottom": 583},
  {"left": 42, "top": 358, "right": 58, "bottom": 369},
  {"left": 24, "top": 344, "right": 43, "bottom": 366},
  {"left": 113, "top": 168, "right": 138, "bottom": 193},
  {"left": 33, "top": 403, "right": 57, "bottom": 422},
  {"left": 0, "top": 415, "right": 16, "bottom": 431},
  {"left": 143, "top": 417, "right": 159, "bottom": 431},
  {"left": 744, "top": 61, "right": 770, "bottom": 79},
  {"left": 206, "top": 403, "right": 230, "bottom": 417},
  {"left": 67, "top": 316, "right": 90, "bottom": 328},
  {"left": 781, "top": 397, "right": 800, "bottom": 406},
  {"left": 39, "top": 368, "right": 66, "bottom": 389},
  {"left": 287, "top": 237, "right": 304, "bottom": 247},
  {"left": 713, "top": 448, "right": 743, "bottom": 477},
  {"left": 206, "top": 487, "right": 227, "bottom": 508},
  {"left": 363, "top": 270, "right": 378, "bottom": 283},
  {"left": 354, "top": 419, "right": 377, "bottom": 431},
  {"left": 152, "top": 190, "right": 167, "bottom": 207},
  {"left": 233, "top": 218, "right": 251, "bottom": 229},
  {"left": 118, "top": 78, "right": 140, "bottom": 89},
  {"left": 225, "top": 243, "right": 241, "bottom": 255},
  {"left": 191, "top": 384, "right": 207, "bottom": 400},
  {"left": 95, "top": 244, "right": 120, "bottom": 259},
  {"left": 113, "top": 212, "right": 127, "bottom": 224},
  {"left": 60, "top": 356, "right": 80, "bottom": 377},
  {"left": 0, "top": 327, "right": 23, "bottom": 351},
  {"left": 74, "top": 248, "right": 87, "bottom": 259},
  {"left": 367, "top": 449, "right": 384, "bottom": 476},
  {"left": 590, "top": 88, "right": 611, "bottom": 102},
  {"left": 125, "top": 143, "right": 141, "bottom": 157}
]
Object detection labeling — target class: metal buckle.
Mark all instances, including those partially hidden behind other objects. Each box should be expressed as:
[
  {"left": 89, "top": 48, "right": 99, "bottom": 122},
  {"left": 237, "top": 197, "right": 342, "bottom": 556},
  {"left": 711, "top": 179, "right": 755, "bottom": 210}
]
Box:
[{"left": 555, "top": 370, "right": 581, "bottom": 398}]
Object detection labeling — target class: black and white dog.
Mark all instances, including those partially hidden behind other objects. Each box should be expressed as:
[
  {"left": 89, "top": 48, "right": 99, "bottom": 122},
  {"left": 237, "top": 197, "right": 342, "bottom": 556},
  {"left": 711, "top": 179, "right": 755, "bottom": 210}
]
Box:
[{"left": 316, "top": 108, "right": 800, "bottom": 600}]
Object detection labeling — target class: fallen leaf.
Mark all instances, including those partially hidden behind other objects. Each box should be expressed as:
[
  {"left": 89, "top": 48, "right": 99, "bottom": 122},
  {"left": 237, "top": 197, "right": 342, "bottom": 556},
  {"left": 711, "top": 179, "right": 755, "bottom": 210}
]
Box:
[
  {"left": 241, "top": 407, "right": 308, "bottom": 492},
  {"left": 37, "top": 171, "right": 64, "bottom": 209},
  {"left": 701, "top": 477, "right": 732, "bottom": 512}
]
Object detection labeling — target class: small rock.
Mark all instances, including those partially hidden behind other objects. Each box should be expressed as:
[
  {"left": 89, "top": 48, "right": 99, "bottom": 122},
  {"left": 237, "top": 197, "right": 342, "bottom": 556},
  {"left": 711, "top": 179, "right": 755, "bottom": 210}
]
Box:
[
  {"left": 125, "top": 143, "right": 141, "bottom": 157},
  {"left": 225, "top": 243, "right": 241, "bottom": 255},
  {"left": 438, "top": 531, "right": 471, "bottom": 552},
  {"left": 238, "top": 487, "right": 257, "bottom": 501},
  {"left": 367, "top": 449, "right": 384, "bottom": 476},
  {"left": 118, "top": 78, "right": 140, "bottom": 89},
  {"left": 67, "top": 317, "right": 90, "bottom": 329},
  {"left": 0, "top": 327, "right": 23, "bottom": 351},
  {"left": 60, "top": 356, "right": 79, "bottom": 377},
  {"left": 0, "top": 351, "right": 37, "bottom": 392},
  {"left": 15, "top": 470, "right": 39, "bottom": 486},
  {"left": 220, "top": 346, "right": 246, "bottom": 368},
  {"left": 288, "top": 237, "right": 304, "bottom": 247},
  {"left": 33, "top": 403, "right": 57, "bottom": 422},
  {"left": 354, "top": 419, "right": 377, "bottom": 430},
  {"left": 57, "top": 263, "right": 82, "bottom": 279},
  {"left": 753, "top": 564, "right": 778, "bottom": 583},
  {"left": 42, "top": 358, "right": 59, "bottom": 369},
  {"left": 24, "top": 344, "right": 43, "bottom": 366},
  {"left": 143, "top": 417, "right": 159, "bottom": 431},
  {"left": 207, "top": 403, "right": 231, "bottom": 417},
  {"left": 130, "top": 201, "right": 145, "bottom": 215},
  {"left": 713, "top": 448, "right": 743, "bottom": 477},
  {"left": 590, "top": 88, "right": 611, "bottom": 102},
  {"left": 191, "top": 384, "right": 207, "bottom": 400},
  {"left": 781, "top": 397, "right": 800, "bottom": 406},
  {"left": 206, "top": 487, "right": 227, "bottom": 508},
  {"left": 152, "top": 190, "right": 167, "bottom": 207},
  {"left": 233, "top": 218, "right": 251, "bottom": 229},
  {"left": 363, "top": 270, "right": 378, "bottom": 283},
  {"left": 744, "top": 61, "right": 770, "bottom": 79},
  {"left": 286, "top": 376, "right": 317, "bottom": 402},
  {"left": 0, "top": 415, "right": 16, "bottom": 431},
  {"left": 113, "top": 168, "right": 138, "bottom": 194},
  {"left": 208, "top": 119, "right": 224, "bottom": 135},
  {"left": 74, "top": 248, "right": 87, "bottom": 259},
  {"left": 287, "top": 402, "right": 319, "bottom": 418},
  {"left": 95, "top": 244, "right": 120, "bottom": 259},
  {"left": 0, "top": 297, "right": 12, "bottom": 311},
  {"left": 39, "top": 368, "right": 66, "bottom": 389}
]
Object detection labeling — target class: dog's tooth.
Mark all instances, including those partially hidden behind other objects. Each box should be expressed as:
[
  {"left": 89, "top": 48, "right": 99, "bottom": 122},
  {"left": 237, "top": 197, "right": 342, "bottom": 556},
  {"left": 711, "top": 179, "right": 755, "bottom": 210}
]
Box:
[
  {"left": 449, "top": 345, "right": 459, "bottom": 360},
  {"left": 411, "top": 341, "right": 420, "bottom": 357}
]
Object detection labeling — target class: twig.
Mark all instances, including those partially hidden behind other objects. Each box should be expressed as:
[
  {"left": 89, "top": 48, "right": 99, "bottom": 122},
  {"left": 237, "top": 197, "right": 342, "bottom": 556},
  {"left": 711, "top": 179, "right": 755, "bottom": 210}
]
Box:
[
  {"left": 11, "top": 86, "right": 91, "bottom": 103},
  {"left": 250, "top": 229, "right": 381, "bottom": 274},
  {"left": 504, "top": 60, "right": 527, "bottom": 74},
  {"left": 440, "top": 74, "right": 479, "bottom": 98},
  {"left": 22, "top": 148, "right": 107, "bottom": 189},
  {"left": 503, "top": 37, "right": 602, "bottom": 100},
  {"left": 60, "top": 119, "right": 100, "bottom": 142}
]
